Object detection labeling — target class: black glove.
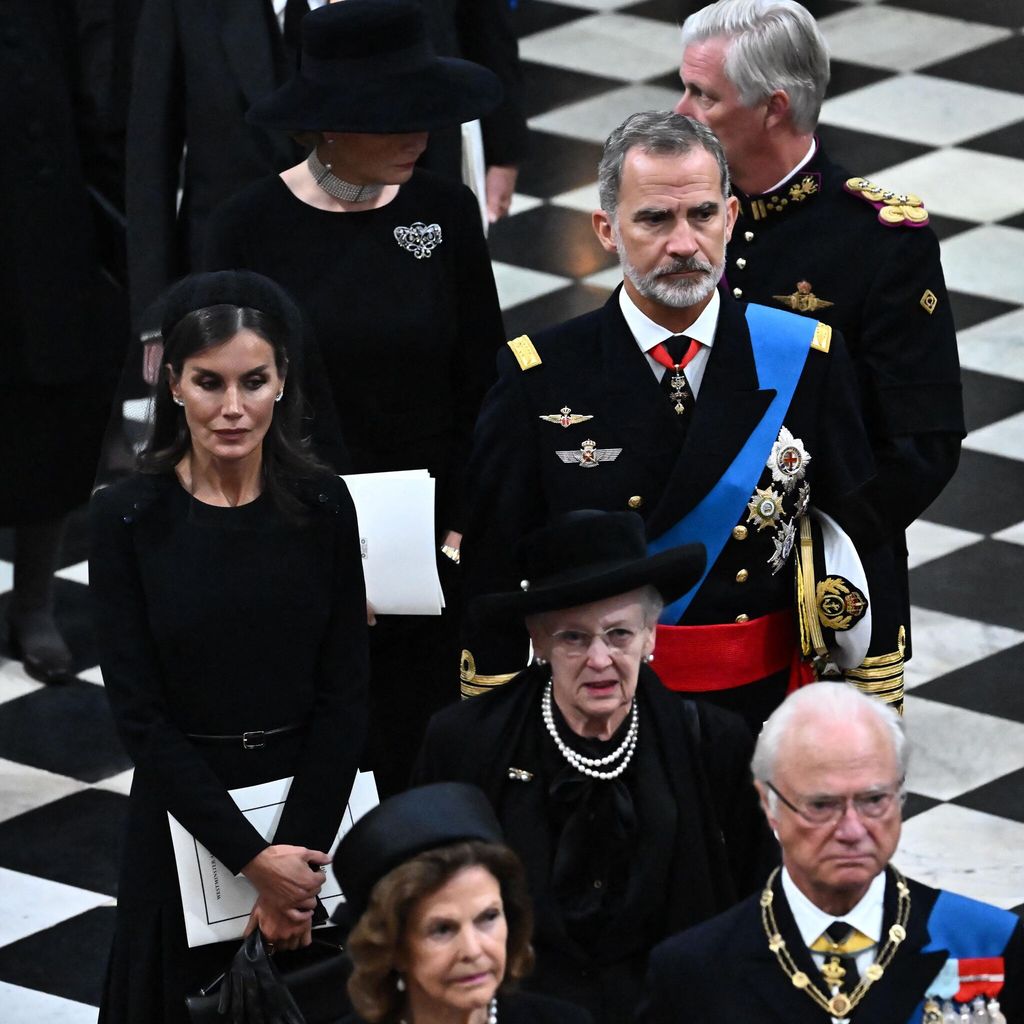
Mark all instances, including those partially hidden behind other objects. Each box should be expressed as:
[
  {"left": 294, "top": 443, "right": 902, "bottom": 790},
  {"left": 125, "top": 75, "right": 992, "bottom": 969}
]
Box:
[{"left": 217, "top": 930, "right": 306, "bottom": 1024}]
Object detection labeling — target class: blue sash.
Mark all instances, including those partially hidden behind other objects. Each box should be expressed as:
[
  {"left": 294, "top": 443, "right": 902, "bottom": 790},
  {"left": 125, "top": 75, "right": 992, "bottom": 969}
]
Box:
[
  {"left": 906, "top": 890, "right": 1018, "bottom": 1023},
  {"left": 650, "top": 304, "right": 817, "bottom": 624}
]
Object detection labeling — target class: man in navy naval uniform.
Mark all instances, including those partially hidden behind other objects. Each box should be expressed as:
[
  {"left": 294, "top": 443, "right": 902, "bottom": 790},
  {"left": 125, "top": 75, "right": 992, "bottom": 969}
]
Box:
[
  {"left": 459, "top": 110, "right": 879, "bottom": 732},
  {"left": 637, "top": 683, "right": 1022, "bottom": 1024},
  {"left": 675, "top": 0, "right": 965, "bottom": 711}
]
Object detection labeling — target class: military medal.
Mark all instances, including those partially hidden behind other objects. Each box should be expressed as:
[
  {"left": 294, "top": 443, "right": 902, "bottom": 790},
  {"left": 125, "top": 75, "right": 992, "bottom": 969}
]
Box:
[
  {"left": 648, "top": 336, "right": 701, "bottom": 415},
  {"left": 747, "top": 486, "right": 784, "bottom": 531},
  {"left": 539, "top": 406, "right": 593, "bottom": 428},
  {"left": 769, "top": 517, "right": 797, "bottom": 574},
  {"left": 393, "top": 221, "right": 443, "bottom": 259},
  {"left": 556, "top": 438, "right": 622, "bottom": 468},
  {"left": 794, "top": 481, "right": 811, "bottom": 518},
  {"left": 769, "top": 426, "right": 811, "bottom": 491}
]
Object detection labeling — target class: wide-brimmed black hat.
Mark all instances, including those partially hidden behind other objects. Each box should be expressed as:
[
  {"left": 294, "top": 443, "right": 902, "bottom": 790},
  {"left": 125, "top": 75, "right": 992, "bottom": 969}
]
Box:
[
  {"left": 475, "top": 510, "right": 706, "bottom": 620},
  {"left": 247, "top": 0, "right": 503, "bottom": 134},
  {"left": 332, "top": 783, "right": 504, "bottom": 923}
]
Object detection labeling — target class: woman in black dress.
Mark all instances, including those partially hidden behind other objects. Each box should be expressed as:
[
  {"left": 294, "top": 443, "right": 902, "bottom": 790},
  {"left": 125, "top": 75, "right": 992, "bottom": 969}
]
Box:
[
  {"left": 331, "top": 782, "right": 593, "bottom": 1024},
  {"left": 204, "top": 0, "right": 508, "bottom": 797},
  {"left": 90, "top": 270, "right": 369, "bottom": 1023}
]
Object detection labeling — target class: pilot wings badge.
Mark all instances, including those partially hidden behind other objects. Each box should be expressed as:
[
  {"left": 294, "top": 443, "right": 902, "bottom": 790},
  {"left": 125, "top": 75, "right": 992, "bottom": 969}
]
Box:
[
  {"left": 540, "top": 406, "right": 594, "bottom": 429},
  {"left": 556, "top": 438, "right": 622, "bottom": 469}
]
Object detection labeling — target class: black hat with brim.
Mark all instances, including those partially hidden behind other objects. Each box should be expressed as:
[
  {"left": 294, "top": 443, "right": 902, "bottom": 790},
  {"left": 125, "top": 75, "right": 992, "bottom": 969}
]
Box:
[
  {"left": 474, "top": 510, "right": 707, "bottom": 621},
  {"left": 331, "top": 783, "right": 504, "bottom": 925},
  {"left": 247, "top": 0, "right": 503, "bottom": 134}
]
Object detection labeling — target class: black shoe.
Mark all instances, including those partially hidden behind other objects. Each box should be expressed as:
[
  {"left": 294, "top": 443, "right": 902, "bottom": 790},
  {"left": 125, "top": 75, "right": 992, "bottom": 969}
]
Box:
[{"left": 7, "top": 611, "right": 75, "bottom": 684}]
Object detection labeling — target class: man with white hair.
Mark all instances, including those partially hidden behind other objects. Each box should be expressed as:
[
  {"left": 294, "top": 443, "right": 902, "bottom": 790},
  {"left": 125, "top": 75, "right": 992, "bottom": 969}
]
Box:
[
  {"left": 675, "top": 0, "right": 964, "bottom": 712},
  {"left": 637, "top": 683, "right": 1022, "bottom": 1023}
]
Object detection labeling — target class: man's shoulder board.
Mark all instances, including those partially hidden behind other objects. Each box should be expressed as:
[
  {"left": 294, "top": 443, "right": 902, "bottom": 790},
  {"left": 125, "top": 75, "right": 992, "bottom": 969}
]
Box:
[
  {"left": 844, "top": 176, "right": 930, "bottom": 229},
  {"left": 810, "top": 322, "right": 832, "bottom": 354},
  {"left": 507, "top": 335, "right": 542, "bottom": 371}
]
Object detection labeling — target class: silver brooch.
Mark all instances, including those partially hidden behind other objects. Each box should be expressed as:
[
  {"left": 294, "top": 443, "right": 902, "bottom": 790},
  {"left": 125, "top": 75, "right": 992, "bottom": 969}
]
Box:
[{"left": 394, "top": 221, "right": 443, "bottom": 259}]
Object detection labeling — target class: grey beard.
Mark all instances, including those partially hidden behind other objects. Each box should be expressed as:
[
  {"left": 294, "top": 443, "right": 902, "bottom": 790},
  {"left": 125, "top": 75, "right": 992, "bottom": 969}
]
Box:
[{"left": 619, "top": 252, "right": 724, "bottom": 309}]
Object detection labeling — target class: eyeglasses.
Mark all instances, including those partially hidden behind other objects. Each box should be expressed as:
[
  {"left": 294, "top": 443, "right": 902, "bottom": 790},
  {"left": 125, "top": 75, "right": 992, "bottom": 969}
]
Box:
[
  {"left": 766, "top": 779, "right": 906, "bottom": 826},
  {"left": 547, "top": 626, "right": 644, "bottom": 657}
]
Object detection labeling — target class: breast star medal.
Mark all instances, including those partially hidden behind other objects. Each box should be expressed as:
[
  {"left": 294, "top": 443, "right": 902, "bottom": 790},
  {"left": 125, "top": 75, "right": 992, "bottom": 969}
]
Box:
[
  {"left": 539, "top": 406, "right": 594, "bottom": 428},
  {"left": 393, "top": 221, "right": 443, "bottom": 259},
  {"left": 556, "top": 438, "right": 622, "bottom": 468},
  {"left": 769, "top": 426, "right": 811, "bottom": 491},
  {"left": 774, "top": 280, "right": 834, "bottom": 313},
  {"left": 768, "top": 517, "right": 797, "bottom": 574},
  {"left": 747, "top": 486, "right": 784, "bottom": 531}
]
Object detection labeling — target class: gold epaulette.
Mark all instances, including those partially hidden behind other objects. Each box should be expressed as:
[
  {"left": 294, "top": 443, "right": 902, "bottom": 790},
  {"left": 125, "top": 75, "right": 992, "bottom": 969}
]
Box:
[
  {"left": 507, "top": 335, "right": 542, "bottom": 371},
  {"left": 460, "top": 649, "right": 518, "bottom": 699},
  {"left": 844, "top": 177, "right": 929, "bottom": 228},
  {"left": 811, "top": 322, "right": 831, "bottom": 354}
]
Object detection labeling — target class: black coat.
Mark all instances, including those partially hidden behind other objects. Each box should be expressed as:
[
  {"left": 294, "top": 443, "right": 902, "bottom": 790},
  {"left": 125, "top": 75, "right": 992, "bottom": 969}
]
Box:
[
  {"left": 460, "top": 290, "right": 877, "bottom": 721},
  {"left": 413, "top": 667, "right": 772, "bottom": 1023},
  {"left": 728, "top": 143, "right": 964, "bottom": 657},
  {"left": 637, "top": 869, "right": 1023, "bottom": 1024}
]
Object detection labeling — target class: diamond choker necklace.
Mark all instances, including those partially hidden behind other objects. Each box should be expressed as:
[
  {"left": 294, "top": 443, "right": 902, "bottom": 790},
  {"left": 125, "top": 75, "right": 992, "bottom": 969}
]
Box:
[{"left": 307, "top": 148, "right": 384, "bottom": 203}]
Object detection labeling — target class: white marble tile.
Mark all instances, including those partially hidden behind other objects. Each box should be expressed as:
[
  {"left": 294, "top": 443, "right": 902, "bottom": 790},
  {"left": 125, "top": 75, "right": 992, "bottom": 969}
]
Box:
[
  {"left": 519, "top": 14, "right": 682, "bottom": 83},
  {"left": 897, "top": 803, "right": 1024, "bottom": 910},
  {"left": 962, "top": 410, "right": 1024, "bottom": 460},
  {"left": 0, "top": 981, "right": 98, "bottom": 1024},
  {"left": 491, "top": 261, "right": 570, "bottom": 311},
  {"left": 550, "top": 181, "right": 602, "bottom": 215},
  {"left": 507, "top": 192, "right": 544, "bottom": 217},
  {"left": 530, "top": 83, "right": 681, "bottom": 144},
  {"left": 872, "top": 148, "right": 1024, "bottom": 224},
  {"left": 821, "top": 75, "right": 1024, "bottom": 148},
  {"left": 582, "top": 266, "right": 624, "bottom": 291},
  {"left": 0, "top": 660, "right": 42, "bottom": 703},
  {"left": 902, "top": 695, "right": 1024, "bottom": 800},
  {"left": 939, "top": 226, "right": 1024, "bottom": 304},
  {"left": 122, "top": 397, "right": 153, "bottom": 424},
  {"left": 0, "top": 759, "right": 86, "bottom": 824},
  {"left": 0, "top": 866, "right": 109, "bottom": 947},
  {"left": 91, "top": 767, "right": 134, "bottom": 796},
  {"left": 904, "top": 607, "right": 1024, "bottom": 690},
  {"left": 956, "top": 307, "right": 1024, "bottom": 383},
  {"left": 549, "top": 0, "right": 635, "bottom": 10},
  {"left": 77, "top": 665, "right": 104, "bottom": 687},
  {"left": 818, "top": 7, "right": 1008, "bottom": 72},
  {"left": 992, "top": 520, "right": 1024, "bottom": 546},
  {"left": 905, "top": 520, "right": 984, "bottom": 570},
  {"left": 55, "top": 560, "right": 89, "bottom": 586},
  {"left": 0, "top": 558, "right": 12, "bottom": 594}
]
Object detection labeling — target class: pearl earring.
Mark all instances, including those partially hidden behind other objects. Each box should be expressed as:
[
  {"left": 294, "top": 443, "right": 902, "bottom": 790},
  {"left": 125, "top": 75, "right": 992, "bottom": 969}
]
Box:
[
  {"left": 534, "top": 656, "right": 547, "bottom": 667},
  {"left": 173, "top": 396, "right": 184, "bottom": 407},
  {"left": 644, "top": 652, "right": 654, "bottom": 663},
  {"left": 396, "top": 975, "right": 406, "bottom": 992}
]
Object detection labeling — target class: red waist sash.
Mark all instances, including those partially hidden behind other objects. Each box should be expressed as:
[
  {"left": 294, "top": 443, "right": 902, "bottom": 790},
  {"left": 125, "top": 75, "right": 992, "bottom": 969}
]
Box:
[{"left": 655, "top": 609, "right": 814, "bottom": 692}]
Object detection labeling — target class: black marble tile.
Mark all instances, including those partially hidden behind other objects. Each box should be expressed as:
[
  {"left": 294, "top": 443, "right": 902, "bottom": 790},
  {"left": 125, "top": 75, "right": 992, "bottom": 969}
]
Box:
[
  {"left": 947, "top": 291, "right": 1021, "bottom": 333},
  {"left": 0, "top": 680, "right": 130, "bottom": 783},
  {"left": 825, "top": 60, "right": 895, "bottom": 100},
  {"left": 815, "top": 124, "right": 931, "bottom": 177},
  {"left": 644, "top": 69, "right": 683, "bottom": 91},
  {"left": 954, "top": 767, "right": 1024, "bottom": 825},
  {"left": 520, "top": 60, "right": 623, "bottom": 119},
  {"left": 0, "top": 906, "right": 115, "bottom": 1007},
  {"left": 503, "top": 282, "right": 611, "bottom": 339},
  {"left": 515, "top": 130, "right": 605, "bottom": 199},
  {"left": 619, "top": 0, "right": 690, "bottom": 24},
  {"left": 920, "top": 36, "right": 1024, "bottom": 94},
  {"left": 913, "top": 642, "right": 1024, "bottom": 726},
  {"left": 999, "top": 212, "right": 1024, "bottom": 231},
  {"left": 922, "top": 451, "right": 1024, "bottom": 534},
  {"left": 910, "top": 539, "right": 1024, "bottom": 630},
  {"left": 961, "top": 369, "right": 1024, "bottom": 433},
  {"left": 902, "top": 791, "right": 942, "bottom": 821},
  {"left": 883, "top": 0, "right": 1024, "bottom": 31},
  {"left": 925, "top": 212, "right": 977, "bottom": 242},
  {"left": 489, "top": 204, "right": 617, "bottom": 278},
  {"left": 509, "top": 0, "right": 589, "bottom": 39},
  {"left": 0, "top": 790, "right": 126, "bottom": 895},
  {"left": 959, "top": 120, "right": 1024, "bottom": 162}
]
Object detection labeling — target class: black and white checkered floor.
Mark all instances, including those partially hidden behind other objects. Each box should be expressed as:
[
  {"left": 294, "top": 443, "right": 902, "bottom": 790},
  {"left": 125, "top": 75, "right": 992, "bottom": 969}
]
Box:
[{"left": 1, "top": 1, "right": 1022, "bottom": 1018}]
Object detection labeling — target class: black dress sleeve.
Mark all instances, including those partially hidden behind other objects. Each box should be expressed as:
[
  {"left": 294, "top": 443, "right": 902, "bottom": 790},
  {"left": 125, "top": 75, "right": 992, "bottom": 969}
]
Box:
[
  {"left": 89, "top": 482, "right": 269, "bottom": 874},
  {"left": 273, "top": 480, "right": 369, "bottom": 852}
]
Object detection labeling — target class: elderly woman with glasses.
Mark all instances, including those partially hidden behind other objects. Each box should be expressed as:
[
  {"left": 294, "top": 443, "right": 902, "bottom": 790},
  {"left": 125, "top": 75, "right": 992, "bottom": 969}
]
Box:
[{"left": 413, "top": 510, "right": 772, "bottom": 1024}]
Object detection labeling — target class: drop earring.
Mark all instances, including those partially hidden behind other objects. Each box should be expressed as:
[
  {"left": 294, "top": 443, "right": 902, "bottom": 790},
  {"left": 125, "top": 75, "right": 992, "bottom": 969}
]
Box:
[
  {"left": 173, "top": 396, "right": 184, "bottom": 407},
  {"left": 275, "top": 391, "right": 284, "bottom": 403}
]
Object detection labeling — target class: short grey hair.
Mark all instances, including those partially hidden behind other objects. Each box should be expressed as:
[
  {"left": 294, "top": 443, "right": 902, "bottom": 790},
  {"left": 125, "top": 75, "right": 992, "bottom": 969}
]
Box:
[
  {"left": 681, "top": 0, "right": 830, "bottom": 134},
  {"left": 597, "top": 111, "right": 731, "bottom": 219},
  {"left": 751, "top": 683, "right": 908, "bottom": 802}
]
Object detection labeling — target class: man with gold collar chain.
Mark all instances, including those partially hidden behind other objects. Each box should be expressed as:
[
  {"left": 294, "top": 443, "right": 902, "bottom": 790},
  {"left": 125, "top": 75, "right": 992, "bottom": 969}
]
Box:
[
  {"left": 674, "top": 0, "right": 965, "bottom": 712},
  {"left": 636, "top": 684, "right": 1022, "bottom": 1024}
]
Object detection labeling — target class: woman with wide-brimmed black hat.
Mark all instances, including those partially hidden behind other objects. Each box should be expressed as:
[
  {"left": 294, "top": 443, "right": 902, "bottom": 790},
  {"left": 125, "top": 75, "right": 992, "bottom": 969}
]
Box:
[
  {"left": 414, "top": 510, "right": 774, "bottom": 1024},
  {"left": 204, "top": 0, "right": 507, "bottom": 797}
]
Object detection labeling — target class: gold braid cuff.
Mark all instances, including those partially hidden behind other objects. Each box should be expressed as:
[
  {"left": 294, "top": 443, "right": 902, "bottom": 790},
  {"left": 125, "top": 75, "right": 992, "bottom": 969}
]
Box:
[
  {"left": 847, "top": 646, "right": 904, "bottom": 713},
  {"left": 460, "top": 650, "right": 518, "bottom": 699}
]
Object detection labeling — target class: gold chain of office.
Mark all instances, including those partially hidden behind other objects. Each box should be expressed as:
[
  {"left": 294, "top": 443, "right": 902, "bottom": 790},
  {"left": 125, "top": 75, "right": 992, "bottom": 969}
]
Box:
[{"left": 759, "top": 866, "right": 911, "bottom": 1020}]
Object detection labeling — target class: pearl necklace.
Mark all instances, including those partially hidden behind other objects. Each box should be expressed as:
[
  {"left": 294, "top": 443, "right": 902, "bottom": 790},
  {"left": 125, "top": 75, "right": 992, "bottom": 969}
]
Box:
[
  {"left": 541, "top": 680, "right": 638, "bottom": 780},
  {"left": 400, "top": 996, "right": 497, "bottom": 1024},
  {"left": 307, "top": 148, "right": 384, "bottom": 203}
]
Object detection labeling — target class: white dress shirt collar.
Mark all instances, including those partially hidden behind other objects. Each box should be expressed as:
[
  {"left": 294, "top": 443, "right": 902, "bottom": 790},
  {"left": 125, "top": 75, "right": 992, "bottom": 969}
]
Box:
[
  {"left": 618, "top": 285, "right": 720, "bottom": 355},
  {"left": 273, "top": 0, "right": 329, "bottom": 31},
  {"left": 781, "top": 866, "right": 886, "bottom": 948},
  {"left": 760, "top": 138, "right": 818, "bottom": 197}
]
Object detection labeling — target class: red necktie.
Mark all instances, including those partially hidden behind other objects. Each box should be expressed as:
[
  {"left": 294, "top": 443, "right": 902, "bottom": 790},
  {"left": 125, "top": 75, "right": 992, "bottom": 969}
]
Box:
[{"left": 649, "top": 336, "right": 701, "bottom": 415}]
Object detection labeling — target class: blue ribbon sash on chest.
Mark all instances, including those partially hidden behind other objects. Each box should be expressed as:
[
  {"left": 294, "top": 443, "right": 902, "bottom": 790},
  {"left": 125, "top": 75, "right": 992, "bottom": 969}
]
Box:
[{"left": 649, "top": 303, "right": 817, "bottom": 624}]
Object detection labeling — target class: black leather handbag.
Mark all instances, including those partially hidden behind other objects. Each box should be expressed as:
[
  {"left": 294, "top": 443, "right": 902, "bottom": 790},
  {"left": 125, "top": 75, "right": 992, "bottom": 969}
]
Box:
[{"left": 185, "top": 931, "right": 352, "bottom": 1024}]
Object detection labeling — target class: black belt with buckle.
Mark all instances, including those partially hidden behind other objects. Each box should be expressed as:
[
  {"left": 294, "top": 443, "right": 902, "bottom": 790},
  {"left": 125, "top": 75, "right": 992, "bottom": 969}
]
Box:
[{"left": 186, "top": 723, "right": 303, "bottom": 750}]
